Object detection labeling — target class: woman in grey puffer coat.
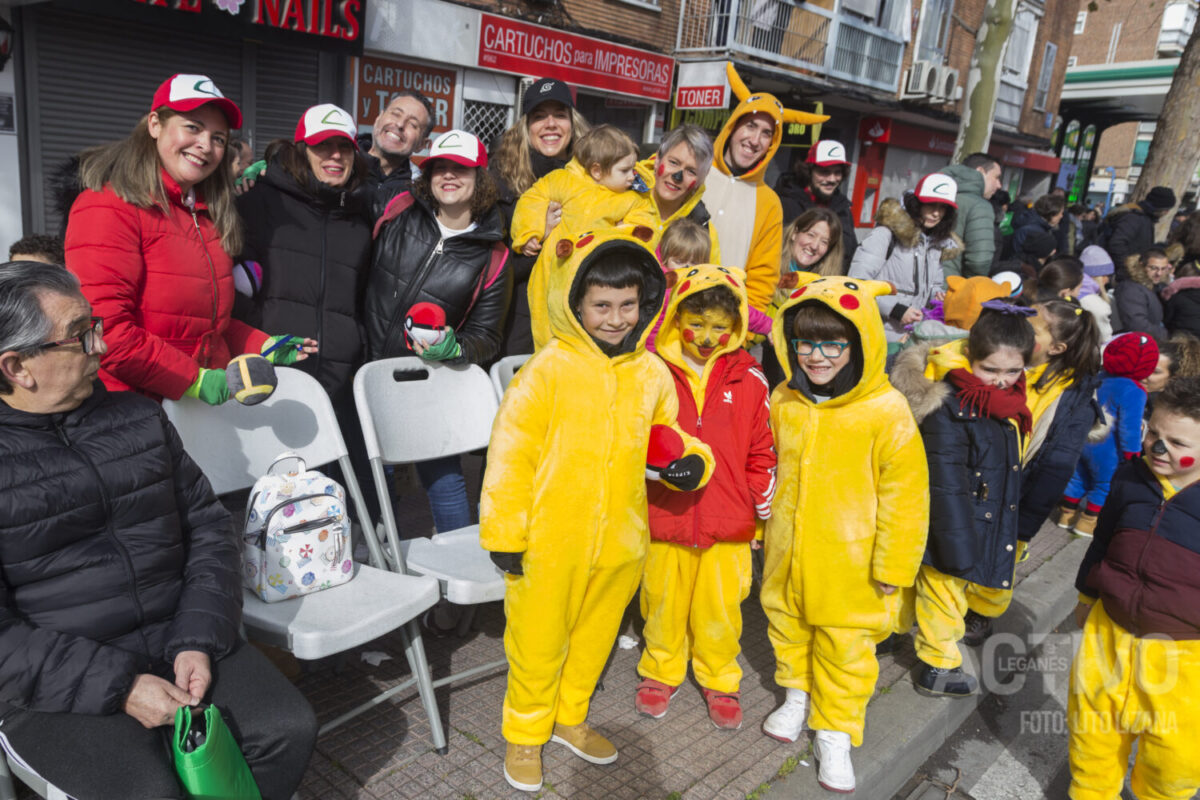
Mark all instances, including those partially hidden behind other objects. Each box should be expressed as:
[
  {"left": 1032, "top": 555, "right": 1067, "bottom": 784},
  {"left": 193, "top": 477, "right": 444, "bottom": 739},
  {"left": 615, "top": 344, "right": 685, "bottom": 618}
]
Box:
[{"left": 849, "top": 174, "right": 962, "bottom": 343}]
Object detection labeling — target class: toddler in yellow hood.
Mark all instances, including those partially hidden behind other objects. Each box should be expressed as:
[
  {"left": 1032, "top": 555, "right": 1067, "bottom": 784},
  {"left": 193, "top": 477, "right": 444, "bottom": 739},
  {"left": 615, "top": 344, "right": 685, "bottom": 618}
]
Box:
[
  {"left": 759, "top": 273, "right": 929, "bottom": 793},
  {"left": 479, "top": 226, "right": 714, "bottom": 793}
]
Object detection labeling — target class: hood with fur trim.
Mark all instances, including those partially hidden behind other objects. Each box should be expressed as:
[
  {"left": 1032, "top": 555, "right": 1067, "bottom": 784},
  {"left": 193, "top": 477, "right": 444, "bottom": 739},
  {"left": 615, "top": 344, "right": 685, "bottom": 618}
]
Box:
[
  {"left": 890, "top": 341, "right": 955, "bottom": 424},
  {"left": 656, "top": 263, "right": 750, "bottom": 380},
  {"left": 1126, "top": 253, "right": 1163, "bottom": 291},
  {"left": 769, "top": 272, "right": 894, "bottom": 407},
  {"left": 875, "top": 197, "right": 963, "bottom": 262},
  {"left": 543, "top": 225, "right": 666, "bottom": 358}
]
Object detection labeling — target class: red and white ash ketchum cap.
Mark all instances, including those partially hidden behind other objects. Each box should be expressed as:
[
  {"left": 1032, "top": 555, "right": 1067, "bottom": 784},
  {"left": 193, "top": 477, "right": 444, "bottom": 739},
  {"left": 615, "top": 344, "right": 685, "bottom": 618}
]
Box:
[
  {"left": 806, "top": 140, "right": 850, "bottom": 167},
  {"left": 151, "top": 74, "right": 243, "bottom": 130},
  {"left": 914, "top": 173, "right": 958, "bottom": 208},
  {"left": 423, "top": 130, "right": 488, "bottom": 170},
  {"left": 295, "top": 103, "right": 357, "bottom": 146}
]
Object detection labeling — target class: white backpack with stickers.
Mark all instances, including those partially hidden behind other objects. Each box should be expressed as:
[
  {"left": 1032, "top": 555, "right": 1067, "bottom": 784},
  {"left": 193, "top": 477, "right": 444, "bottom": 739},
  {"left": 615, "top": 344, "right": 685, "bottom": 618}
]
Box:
[{"left": 242, "top": 452, "right": 354, "bottom": 603}]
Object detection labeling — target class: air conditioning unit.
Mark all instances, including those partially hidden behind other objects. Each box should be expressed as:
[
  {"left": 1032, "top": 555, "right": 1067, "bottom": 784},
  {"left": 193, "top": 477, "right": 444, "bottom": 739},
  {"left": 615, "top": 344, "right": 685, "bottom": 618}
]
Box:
[
  {"left": 902, "top": 60, "right": 939, "bottom": 99},
  {"left": 933, "top": 66, "right": 960, "bottom": 103}
]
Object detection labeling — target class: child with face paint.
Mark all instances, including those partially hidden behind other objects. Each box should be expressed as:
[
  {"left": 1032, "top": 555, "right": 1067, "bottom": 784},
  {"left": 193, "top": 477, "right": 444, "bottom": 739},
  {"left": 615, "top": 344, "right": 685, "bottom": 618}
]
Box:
[
  {"left": 1070, "top": 376, "right": 1200, "bottom": 800},
  {"left": 759, "top": 274, "right": 929, "bottom": 793},
  {"left": 890, "top": 303, "right": 1037, "bottom": 697},
  {"left": 637, "top": 265, "right": 776, "bottom": 731},
  {"left": 1057, "top": 333, "right": 1159, "bottom": 537}
]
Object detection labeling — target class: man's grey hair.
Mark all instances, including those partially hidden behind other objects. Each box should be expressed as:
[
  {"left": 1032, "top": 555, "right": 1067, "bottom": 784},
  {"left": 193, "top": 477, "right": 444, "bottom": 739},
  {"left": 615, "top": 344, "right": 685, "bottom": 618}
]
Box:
[
  {"left": 656, "top": 124, "right": 714, "bottom": 185},
  {"left": 0, "top": 261, "right": 82, "bottom": 394}
]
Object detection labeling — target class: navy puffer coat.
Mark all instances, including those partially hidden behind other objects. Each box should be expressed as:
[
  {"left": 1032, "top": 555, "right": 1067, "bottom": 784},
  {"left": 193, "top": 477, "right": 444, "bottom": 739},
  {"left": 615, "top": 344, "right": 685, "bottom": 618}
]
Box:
[{"left": 0, "top": 385, "right": 241, "bottom": 715}]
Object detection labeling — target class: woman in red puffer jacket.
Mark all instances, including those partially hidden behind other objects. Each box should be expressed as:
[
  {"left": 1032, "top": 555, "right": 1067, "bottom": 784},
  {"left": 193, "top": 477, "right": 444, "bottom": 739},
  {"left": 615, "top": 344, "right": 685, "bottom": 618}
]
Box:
[{"left": 66, "top": 73, "right": 313, "bottom": 404}]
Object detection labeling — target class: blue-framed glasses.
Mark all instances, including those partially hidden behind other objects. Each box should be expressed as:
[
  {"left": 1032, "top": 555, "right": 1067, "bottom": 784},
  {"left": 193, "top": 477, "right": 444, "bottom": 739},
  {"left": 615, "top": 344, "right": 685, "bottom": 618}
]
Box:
[
  {"left": 790, "top": 339, "right": 849, "bottom": 358},
  {"left": 35, "top": 317, "right": 104, "bottom": 355}
]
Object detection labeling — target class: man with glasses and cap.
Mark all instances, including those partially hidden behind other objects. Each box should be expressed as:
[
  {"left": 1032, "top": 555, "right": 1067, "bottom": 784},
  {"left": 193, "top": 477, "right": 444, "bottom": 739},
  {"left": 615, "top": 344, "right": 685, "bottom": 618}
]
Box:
[{"left": 0, "top": 261, "right": 317, "bottom": 800}]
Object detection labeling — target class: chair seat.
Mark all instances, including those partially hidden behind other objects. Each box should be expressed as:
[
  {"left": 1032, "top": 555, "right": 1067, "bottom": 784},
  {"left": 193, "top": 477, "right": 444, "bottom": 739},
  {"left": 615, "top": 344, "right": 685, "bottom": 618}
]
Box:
[
  {"left": 401, "top": 527, "right": 507, "bottom": 605},
  {"left": 242, "top": 565, "right": 440, "bottom": 661}
]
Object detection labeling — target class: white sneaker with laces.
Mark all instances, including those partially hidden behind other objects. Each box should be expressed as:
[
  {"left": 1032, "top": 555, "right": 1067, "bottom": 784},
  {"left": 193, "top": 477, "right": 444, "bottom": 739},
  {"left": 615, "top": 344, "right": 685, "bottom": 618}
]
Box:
[
  {"left": 762, "top": 688, "right": 810, "bottom": 742},
  {"left": 814, "top": 729, "right": 855, "bottom": 793}
]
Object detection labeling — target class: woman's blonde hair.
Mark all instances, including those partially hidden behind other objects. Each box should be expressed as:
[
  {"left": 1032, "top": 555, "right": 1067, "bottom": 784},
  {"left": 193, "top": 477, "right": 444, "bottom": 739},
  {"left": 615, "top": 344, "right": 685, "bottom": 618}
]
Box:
[
  {"left": 493, "top": 107, "right": 591, "bottom": 196},
  {"left": 781, "top": 207, "right": 844, "bottom": 277},
  {"left": 659, "top": 218, "right": 710, "bottom": 267},
  {"left": 78, "top": 109, "right": 242, "bottom": 255}
]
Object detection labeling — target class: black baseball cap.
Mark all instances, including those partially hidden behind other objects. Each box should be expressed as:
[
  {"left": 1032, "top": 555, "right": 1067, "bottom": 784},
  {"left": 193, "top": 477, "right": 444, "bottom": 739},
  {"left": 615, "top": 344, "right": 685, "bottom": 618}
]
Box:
[{"left": 522, "top": 78, "right": 575, "bottom": 117}]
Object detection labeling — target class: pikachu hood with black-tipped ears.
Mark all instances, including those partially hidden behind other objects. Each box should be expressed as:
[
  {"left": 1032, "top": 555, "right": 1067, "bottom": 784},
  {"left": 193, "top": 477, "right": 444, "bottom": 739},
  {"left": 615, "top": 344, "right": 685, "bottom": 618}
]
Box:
[
  {"left": 656, "top": 263, "right": 750, "bottom": 380},
  {"left": 537, "top": 224, "right": 667, "bottom": 356},
  {"left": 769, "top": 272, "right": 895, "bottom": 407}
]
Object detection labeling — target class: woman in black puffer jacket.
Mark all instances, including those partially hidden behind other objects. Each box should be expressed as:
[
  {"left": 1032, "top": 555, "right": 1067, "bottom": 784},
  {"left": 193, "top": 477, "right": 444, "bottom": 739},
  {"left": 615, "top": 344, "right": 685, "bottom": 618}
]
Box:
[
  {"left": 364, "top": 130, "right": 511, "bottom": 537},
  {"left": 234, "top": 103, "right": 371, "bottom": 401}
]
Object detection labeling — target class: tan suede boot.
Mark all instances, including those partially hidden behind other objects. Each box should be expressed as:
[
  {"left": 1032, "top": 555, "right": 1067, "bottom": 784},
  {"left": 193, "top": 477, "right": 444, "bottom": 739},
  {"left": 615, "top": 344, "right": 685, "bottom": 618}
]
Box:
[
  {"left": 503, "top": 742, "right": 543, "bottom": 792},
  {"left": 1073, "top": 511, "right": 1099, "bottom": 538},
  {"left": 1054, "top": 503, "right": 1080, "bottom": 529},
  {"left": 550, "top": 722, "right": 618, "bottom": 764}
]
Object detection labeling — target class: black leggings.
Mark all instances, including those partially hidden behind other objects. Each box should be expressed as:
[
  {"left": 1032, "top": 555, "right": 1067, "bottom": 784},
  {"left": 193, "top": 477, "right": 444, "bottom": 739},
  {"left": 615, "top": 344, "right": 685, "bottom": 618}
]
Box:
[{"left": 0, "top": 643, "right": 317, "bottom": 800}]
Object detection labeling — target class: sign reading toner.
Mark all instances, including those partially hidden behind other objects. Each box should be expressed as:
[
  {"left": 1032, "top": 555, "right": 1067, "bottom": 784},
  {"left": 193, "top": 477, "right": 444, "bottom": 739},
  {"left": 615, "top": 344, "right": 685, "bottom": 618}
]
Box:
[{"left": 478, "top": 13, "right": 673, "bottom": 102}]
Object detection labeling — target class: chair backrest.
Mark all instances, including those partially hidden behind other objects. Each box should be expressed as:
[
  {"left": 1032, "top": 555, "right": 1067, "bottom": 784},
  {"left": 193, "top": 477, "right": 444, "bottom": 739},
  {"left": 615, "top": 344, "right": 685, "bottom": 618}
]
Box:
[
  {"left": 163, "top": 367, "right": 349, "bottom": 495},
  {"left": 488, "top": 353, "right": 531, "bottom": 403},
  {"left": 354, "top": 357, "right": 499, "bottom": 464}
]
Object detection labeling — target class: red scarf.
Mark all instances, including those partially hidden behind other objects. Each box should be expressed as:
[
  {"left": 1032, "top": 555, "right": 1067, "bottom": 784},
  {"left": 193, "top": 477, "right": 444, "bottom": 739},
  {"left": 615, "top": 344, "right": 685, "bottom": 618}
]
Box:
[{"left": 945, "top": 368, "right": 1032, "bottom": 434}]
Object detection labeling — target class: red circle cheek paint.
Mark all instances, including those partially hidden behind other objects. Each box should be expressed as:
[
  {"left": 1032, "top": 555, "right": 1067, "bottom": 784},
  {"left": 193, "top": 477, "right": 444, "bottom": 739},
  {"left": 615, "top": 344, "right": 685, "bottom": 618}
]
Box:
[
  {"left": 657, "top": 162, "right": 666, "bottom": 177},
  {"left": 687, "top": 179, "right": 697, "bottom": 190},
  {"left": 1182, "top": 456, "right": 1196, "bottom": 468},
  {"left": 682, "top": 329, "right": 695, "bottom": 343},
  {"left": 718, "top": 333, "right": 731, "bottom": 346}
]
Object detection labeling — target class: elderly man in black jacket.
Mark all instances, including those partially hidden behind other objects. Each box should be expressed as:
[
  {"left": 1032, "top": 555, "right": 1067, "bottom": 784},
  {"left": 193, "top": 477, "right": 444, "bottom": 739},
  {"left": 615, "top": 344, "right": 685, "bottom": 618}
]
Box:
[{"left": 0, "top": 262, "right": 317, "bottom": 800}]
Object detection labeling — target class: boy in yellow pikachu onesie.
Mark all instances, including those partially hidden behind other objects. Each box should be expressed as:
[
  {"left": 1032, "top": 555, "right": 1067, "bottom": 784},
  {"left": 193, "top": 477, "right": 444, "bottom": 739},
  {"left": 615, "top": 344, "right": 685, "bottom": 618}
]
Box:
[
  {"left": 638, "top": 264, "right": 777, "bottom": 730},
  {"left": 511, "top": 125, "right": 657, "bottom": 349},
  {"left": 480, "top": 226, "right": 714, "bottom": 794},
  {"left": 760, "top": 273, "right": 929, "bottom": 793},
  {"left": 704, "top": 62, "right": 829, "bottom": 311}
]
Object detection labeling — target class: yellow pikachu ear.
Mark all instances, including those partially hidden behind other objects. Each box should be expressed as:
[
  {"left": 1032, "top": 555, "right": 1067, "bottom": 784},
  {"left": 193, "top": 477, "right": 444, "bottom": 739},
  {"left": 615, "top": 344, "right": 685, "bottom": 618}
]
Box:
[
  {"left": 725, "top": 265, "right": 748, "bottom": 283},
  {"left": 946, "top": 275, "right": 965, "bottom": 291},
  {"left": 792, "top": 271, "right": 821, "bottom": 288},
  {"left": 726, "top": 61, "right": 750, "bottom": 103},
  {"left": 783, "top": 108, "right": 831, "bottom": 125},
  {"left": 864, "top": 280, "right": 896, "bottom": 298}
]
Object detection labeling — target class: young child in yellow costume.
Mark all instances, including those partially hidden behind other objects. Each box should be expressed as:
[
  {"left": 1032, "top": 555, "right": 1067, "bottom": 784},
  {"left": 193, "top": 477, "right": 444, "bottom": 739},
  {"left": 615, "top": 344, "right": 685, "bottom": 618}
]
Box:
[
  {"left": 512, "top": 125, "right": 657, "bottom": 349},
  {"left": 1069, "top": 376, "right": 1200, "bottom": 800},
  {"left": 760, "top": 273, "right": 929, "bottom": 793},
  {"left": 704, "top": 63, "right": 828, "bottom": 312},
  {"left": 480, "top": 226, "right": 714, "bottom": 794},
  {"left": 637, "top": 264, "right": 777, "bottom": 730}
]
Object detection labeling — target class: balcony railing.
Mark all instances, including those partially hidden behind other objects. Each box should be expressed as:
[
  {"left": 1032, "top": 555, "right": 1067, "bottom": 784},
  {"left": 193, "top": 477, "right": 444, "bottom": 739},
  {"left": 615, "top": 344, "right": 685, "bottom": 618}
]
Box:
[{"left": 676, "top": 0, "right": 905, "bottom": 93}]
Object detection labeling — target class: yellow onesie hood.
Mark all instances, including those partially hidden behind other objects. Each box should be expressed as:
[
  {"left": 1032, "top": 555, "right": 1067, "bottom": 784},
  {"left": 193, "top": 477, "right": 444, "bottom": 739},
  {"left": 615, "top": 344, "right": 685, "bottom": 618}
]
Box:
[
  {"left": 545, "top": 225, "right": 666, "bottom": 358},
  {"left": 769, "top": 272, "right": 895, "bottom": 407},
  {"left": 713, "top": 62, "right": 829, "bottom": 185},
  {"left": 923, "top": 337, "right": 971, "bottom": 382},
  {"left": 656, "top": 263, "right": 750, "bottom": 380}
]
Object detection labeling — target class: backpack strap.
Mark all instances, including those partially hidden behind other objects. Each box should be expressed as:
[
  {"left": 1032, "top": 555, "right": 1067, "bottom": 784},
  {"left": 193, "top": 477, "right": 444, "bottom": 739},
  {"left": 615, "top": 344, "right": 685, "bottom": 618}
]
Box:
[
  {"left": 372, "top": 192, "right": 415, "bottom": 239},
  {"left": 457, "top": 242, "right": 510, "bottom": 330}
]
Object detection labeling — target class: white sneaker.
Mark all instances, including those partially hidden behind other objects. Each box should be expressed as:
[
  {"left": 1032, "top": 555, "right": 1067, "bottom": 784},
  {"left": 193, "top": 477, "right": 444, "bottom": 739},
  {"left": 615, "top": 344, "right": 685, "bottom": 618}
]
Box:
[
  {"left": 762, "top": 688, "right": 810, "bottom": 742},
  {"left": 814, "top": 729, "right": 855, "bottom": 793}
]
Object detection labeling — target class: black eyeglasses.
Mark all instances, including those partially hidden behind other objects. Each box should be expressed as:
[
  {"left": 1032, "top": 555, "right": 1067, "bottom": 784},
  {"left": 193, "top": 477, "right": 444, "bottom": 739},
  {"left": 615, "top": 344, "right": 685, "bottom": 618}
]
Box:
[
  {"left": 36, "top": 317, "right": 104, "bottom": 355},
  {"left": 790, "top": 339, "right": 849, "bottom": 358}
]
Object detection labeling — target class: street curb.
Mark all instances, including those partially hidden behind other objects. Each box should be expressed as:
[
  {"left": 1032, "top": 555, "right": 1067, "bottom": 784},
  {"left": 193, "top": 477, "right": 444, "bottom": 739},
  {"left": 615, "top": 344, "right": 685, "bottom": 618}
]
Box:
[{"left": 767, "top": 535, "right": 1091, "bottom": 799}]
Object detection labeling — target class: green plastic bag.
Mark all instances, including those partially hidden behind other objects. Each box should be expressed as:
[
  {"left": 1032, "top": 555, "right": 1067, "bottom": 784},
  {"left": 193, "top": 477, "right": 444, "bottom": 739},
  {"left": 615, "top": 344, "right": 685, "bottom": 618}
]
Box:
[{"left": 172, "top": 704, "right": 261, "bottom": 800}]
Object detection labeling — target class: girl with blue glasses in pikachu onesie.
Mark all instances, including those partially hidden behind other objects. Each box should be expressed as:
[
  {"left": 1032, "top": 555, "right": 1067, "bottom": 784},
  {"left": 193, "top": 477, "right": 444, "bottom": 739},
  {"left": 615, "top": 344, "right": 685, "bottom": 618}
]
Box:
[
  {"left": 760, "top": 273, "right": 929, "bottom": 793},
  {"left": 636, "top": 264, "right": 777, "bottom": 731},
  {"left": 479, "top": 225, "right": 714, "bottom": 794}
]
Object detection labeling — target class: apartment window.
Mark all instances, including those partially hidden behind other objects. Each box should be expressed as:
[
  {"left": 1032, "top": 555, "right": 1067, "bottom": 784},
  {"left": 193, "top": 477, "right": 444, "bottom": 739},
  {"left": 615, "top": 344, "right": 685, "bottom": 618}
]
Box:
[
  {"left": 1003, "top": 8, "right": 1039, "bottom": 83},
  {"left": 1107, "top": 22, "right": 1123, "bottom": 63},
  {"left": 1067, "top": 55, "right": 1078, "bottom": 67},
  {"left": 917, "top": 0, "right": 955, "bottom": 63},
  {"left": 1159, "top": 1, "right": 1198, "bottom": 55},
  {"left": 1034, "top": 41, "right": 1058, "bottom": 110},
  {"left": 1133, "top": 122, "right": 1157, "bottom": 166},
  {"left": 1075, "top": 11, "right": 1086, "bottom": 34}
]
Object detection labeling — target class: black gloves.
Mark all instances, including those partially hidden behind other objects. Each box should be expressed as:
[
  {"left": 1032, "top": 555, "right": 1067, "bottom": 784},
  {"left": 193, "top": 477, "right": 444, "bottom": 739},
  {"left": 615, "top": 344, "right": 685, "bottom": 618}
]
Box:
[
  {"left": 490, "top": 551, "right": 525, "bottom": 576},
  {"left": 659, "top": 454, "right": 706, "bottom": 491}
]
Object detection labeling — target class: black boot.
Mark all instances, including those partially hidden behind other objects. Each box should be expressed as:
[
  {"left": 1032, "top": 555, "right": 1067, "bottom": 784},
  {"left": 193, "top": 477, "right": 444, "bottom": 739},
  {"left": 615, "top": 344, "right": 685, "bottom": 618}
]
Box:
[
  {"left": 875, "top": 632, "right": 903, "bottom": 655},
  {"left": 961, "top": 611, "right": 994, "bottom": 647},
  {"left": 916, "top": 662, "right": 978, "bottom": 696}
]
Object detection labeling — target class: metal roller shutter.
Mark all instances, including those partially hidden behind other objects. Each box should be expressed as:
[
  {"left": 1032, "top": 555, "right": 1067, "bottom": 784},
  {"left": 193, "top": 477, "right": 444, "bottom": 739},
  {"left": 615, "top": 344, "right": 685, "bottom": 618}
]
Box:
[
  {"left": 25, "top": 6, "right": 241, "bottom": 234},
  {"left": 250, "top": 43, "right": 321, "bottom": 158}
]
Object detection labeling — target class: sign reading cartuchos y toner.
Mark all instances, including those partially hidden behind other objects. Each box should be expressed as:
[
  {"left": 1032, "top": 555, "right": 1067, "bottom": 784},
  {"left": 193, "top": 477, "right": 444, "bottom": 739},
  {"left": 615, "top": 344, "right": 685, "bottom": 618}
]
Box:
[
  {"left": 477, "top": 13, "right": 673, "bottom": 102},
  {"left": 67, "top": 0, "right": 369, "bottom": 55}
]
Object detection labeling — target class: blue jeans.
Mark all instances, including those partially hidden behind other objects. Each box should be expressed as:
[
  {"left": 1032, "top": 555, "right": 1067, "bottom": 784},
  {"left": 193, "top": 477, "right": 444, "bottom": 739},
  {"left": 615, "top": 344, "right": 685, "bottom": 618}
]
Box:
[{"left": 415, "top": 455, "right": 472, "bottom": 533}]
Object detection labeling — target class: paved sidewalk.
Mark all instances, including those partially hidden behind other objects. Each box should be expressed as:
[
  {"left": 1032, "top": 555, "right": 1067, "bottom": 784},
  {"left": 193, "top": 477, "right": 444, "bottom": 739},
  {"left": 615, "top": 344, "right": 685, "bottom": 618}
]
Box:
[{"left": 294, "top": 471, "right": 1086, "bottom": 800}]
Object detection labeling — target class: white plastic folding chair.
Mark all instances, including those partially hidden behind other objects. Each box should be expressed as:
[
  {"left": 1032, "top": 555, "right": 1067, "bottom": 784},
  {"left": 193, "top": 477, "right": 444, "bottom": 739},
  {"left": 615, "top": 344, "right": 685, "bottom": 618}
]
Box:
[
  {"left": 353, "top": 358, "right": 508, "bottom": 687},
  {"left": 0, "top": 751, "right": 61, "bottom": 800},
  {"left": 163, "top": 367, "right": 448, "bottom": 752},
  {"left": 488, "top": 353, "right": 531, "bottom": 403}
]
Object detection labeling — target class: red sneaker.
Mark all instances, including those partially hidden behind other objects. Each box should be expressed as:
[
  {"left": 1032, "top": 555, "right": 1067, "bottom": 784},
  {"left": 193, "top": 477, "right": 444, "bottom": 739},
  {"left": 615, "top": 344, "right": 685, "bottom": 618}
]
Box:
[
  {"left": 702, "top": 689, "right": 743, "bottom": 730},
  {"left": 634, "top": 678, "right": 678, "bottom": 719}
]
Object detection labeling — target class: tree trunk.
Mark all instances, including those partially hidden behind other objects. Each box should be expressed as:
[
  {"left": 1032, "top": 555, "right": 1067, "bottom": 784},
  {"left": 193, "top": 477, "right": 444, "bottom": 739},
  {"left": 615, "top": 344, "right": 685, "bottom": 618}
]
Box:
[
  {"left": 1133, "top": 22, "right": 1200, "bottom": 239},
  {"left": 953, "top": 0, "right": 1017, "bottom": 163}
]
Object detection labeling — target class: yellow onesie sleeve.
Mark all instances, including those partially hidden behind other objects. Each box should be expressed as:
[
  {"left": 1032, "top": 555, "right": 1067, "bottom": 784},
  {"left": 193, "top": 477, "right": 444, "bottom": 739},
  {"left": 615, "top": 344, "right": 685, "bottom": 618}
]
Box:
[
  {"left": 510, "top": 171, "right": 565, "bottom": 254},
  {"left": 742, "top": 190, "right": 782, "bottom": 312},
  {"left": 870, "top": 407, "right": 931, "bottom": 588}
]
